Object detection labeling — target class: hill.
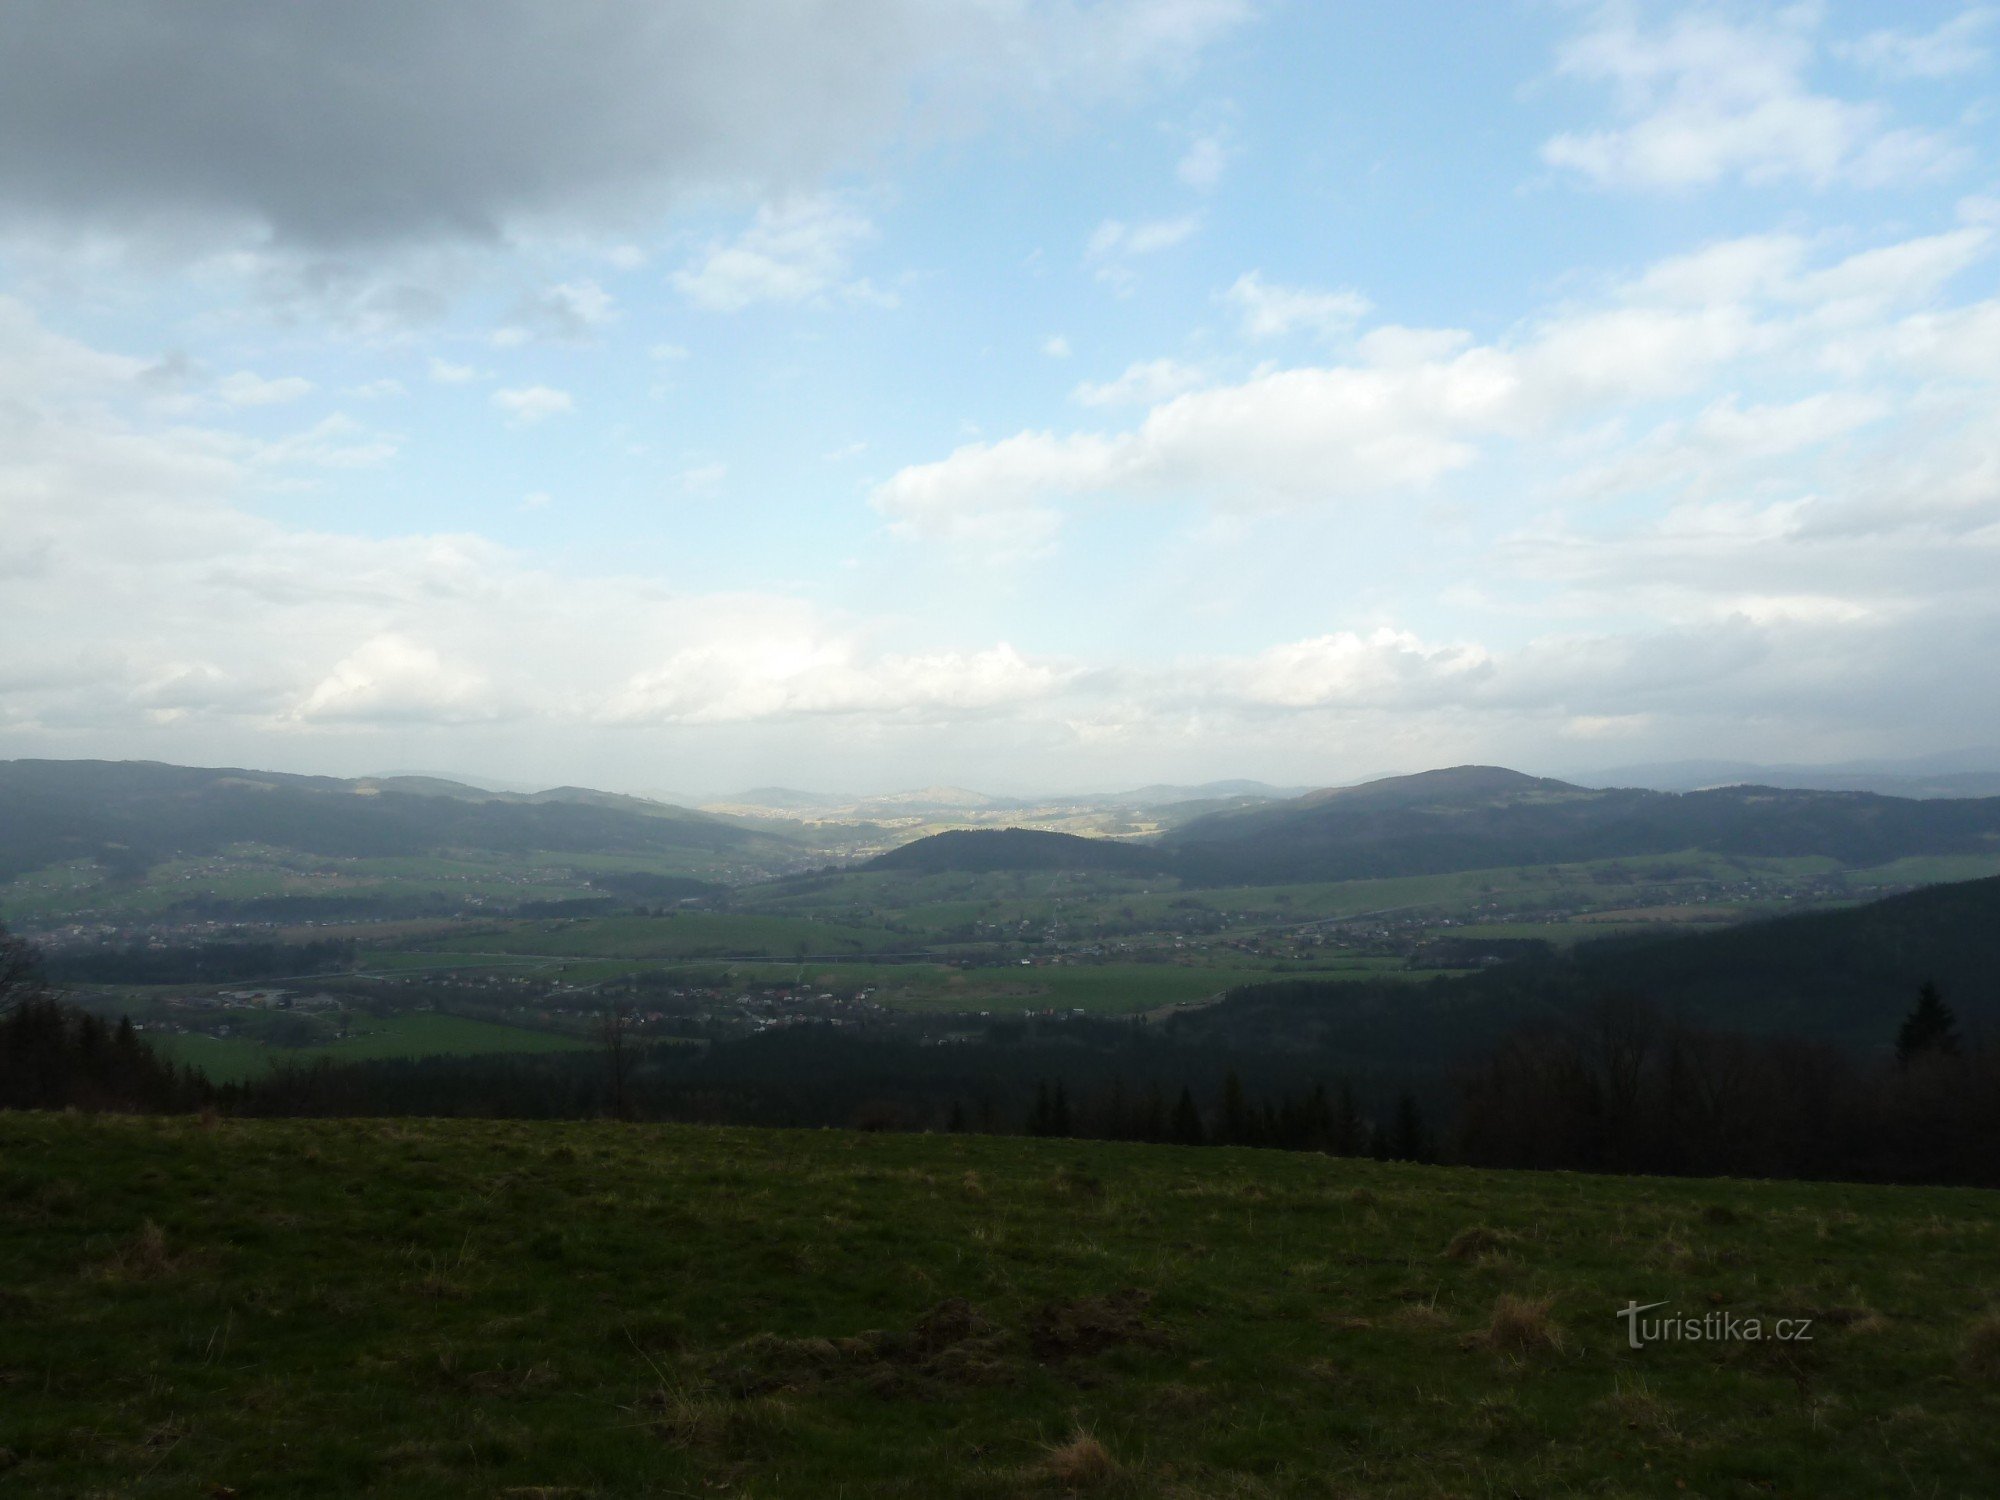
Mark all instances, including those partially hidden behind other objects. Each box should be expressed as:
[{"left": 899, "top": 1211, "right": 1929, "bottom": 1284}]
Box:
[
  {"left": 1161, "top": 765, "right": 2000, "bottom": 883},
  {"left": 1186, "top": 874, "right": 2000, "bottom": 1083},
  {"left": 0, "top": 758, "right": 792, "bottom": 883},
  {"left": 6, "top": 1112, "right": 1997, "bottom": 1497},
  {"left": 864, "top": 827, "right": 1174, "bottom": 875},
  {"left": 1564, "top": 873, "right": 2000, "bottom": 1047}
]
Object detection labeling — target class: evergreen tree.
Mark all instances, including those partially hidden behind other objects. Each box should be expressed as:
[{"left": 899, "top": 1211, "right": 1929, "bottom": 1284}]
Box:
[
  {"left": 1051, "top": 1080, "right": 1072, "bottom": 1138},
  {"left": 1333, "top": 1083, "right": 1365, "bottom": 1156},
  {"left": 1029, "top": 1080, "right": 1053, "bottom": 1136},
  {"left": 1302, "top": 1083, "right": 1335, "bottom": 1152},
  {"left": 1897, "top": 981, "right": 1961, "bottom": 1065},
  {"left": 1170, "top": 1085, "right": 1205, "bottom": 1146},
  {"left": 1219, "top": 1069, "right": 1247, "bottom": 1145},
  {"left": 1390, "top": 1090, "right": 1432, "bottom": 1163}
]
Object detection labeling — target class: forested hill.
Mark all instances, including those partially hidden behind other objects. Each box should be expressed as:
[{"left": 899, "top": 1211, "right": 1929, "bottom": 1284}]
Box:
[
  {"left": 1561, "top": 872, "right": 2000, "bottom": 1046},
  {"left": 0, "top": 759, "right": 792, "bottom": 882},
  {"left": 1156, "top": 765, "right": 2000, "bottom": 883},
  {"left": 864, "top": 827, "right": 1173, "bottom": 875},
  {"left": 1189, "top": 874, "right": 2000, "bottom": 1075}
]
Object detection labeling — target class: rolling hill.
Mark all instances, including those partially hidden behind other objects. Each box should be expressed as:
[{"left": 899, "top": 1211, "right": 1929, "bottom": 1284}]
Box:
[
  {"left": 0, "top": 759, "right": 794, "bottom": 883},
  {"left": 864, "top": 827, "right": 1174, "bottom": 875},
  {"left": 1159, "top": 765, "right": 2000, "bottom": 883}
]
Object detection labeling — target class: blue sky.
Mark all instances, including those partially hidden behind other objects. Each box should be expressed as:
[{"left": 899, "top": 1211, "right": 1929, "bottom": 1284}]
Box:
[{"left": 1, "top": 1, "right": 1996, "bottom": 794}]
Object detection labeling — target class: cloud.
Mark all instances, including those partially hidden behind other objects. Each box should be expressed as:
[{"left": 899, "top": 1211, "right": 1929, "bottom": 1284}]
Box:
[
  {"left": 1177, "top": 131, "right": 1230, "bottom": 189},
  {"left": 491, "top": 385, "right": 574, "bottom": 424},
  {"left": 672, "top": 196, "right": 884, "bottom": 311},
  {"left": 427, "top": 356, "right": 481, "bottom": 384},
  {"left": 217, "top": 370, "right": 313, "bottom": 406},
  {"left": 602, "top": 641, "right": 1075, "bottom": 725},
  {"left": 291, "top": 635, "right": 500, "bottom": 725},
  {"left": 1543, "top": 5, "right": 1965, "bottom": 191},
  {"left": 1043, "top": 334, "right": 1072, "bottom": 358},
  {"left": 1072, "top": 357, "right": 1207, "bottom": 406},
  {"left": 1224, "top": 271, "right": 1371, "bottom": 339},
  {"left": 874, "top": 223, "right": 2000, "bottom": 549},
  {"left": 1838, "top": 8, "right": 1995, "bottom": 79},
  {"left": 0, "top": 1, "right": 1250, "bottom": 252},
  {"left": 1086, "top": 214, "right": 1199, "bottom": 290},
  {"left": 491, "top": 277, "right": 617, "bottom": 345}
]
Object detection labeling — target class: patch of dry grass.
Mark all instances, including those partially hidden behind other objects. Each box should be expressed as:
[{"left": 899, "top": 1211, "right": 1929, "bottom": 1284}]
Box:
[
  {"left": 1041, "top": 1429, "right": 1119, "bottom": 1488},
  {"left": 1466, "top": 1294, "right": 1564, "bottom": 1355}
]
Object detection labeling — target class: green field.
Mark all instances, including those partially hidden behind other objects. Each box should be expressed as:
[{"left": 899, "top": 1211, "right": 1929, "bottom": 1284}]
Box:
[
  {"left": 153, "top": 1012, "right": 594, "bottom": 1084},
  {"left": 5, "top": 1114, "right": 1999, "bottom": 1497},
  {"left": 408, "top": 912, "right": 907, "bottom": 962}
]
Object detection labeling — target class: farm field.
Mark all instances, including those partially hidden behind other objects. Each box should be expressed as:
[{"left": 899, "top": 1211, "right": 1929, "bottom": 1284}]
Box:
[
  {"left": 5, "top": 1113, "right": 1998, "bottom": 1497},
  {"left": 150, "top": 1012, "right": 595, "bottom": 1085},
  {"left": 404, "top": 912, "right": 908, "bottom": 962}
]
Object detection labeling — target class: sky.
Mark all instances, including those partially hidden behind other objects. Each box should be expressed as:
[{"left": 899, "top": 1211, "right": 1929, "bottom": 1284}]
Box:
[{"left": 1, "top": 0, "right": 1997, "bottom": 797}]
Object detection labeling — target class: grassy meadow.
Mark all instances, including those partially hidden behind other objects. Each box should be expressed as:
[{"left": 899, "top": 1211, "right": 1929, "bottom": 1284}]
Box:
[
  {"left": 150, "top": 1013, "right": 597, "bottom": 1085},
  {"left": 4, "top": 1113, "right": 1999, "bottom": 1497}
]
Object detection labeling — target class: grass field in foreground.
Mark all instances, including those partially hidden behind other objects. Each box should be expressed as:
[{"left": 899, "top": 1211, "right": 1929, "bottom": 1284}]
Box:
[
  {"left": 153, "top": 1012, "right": 594, "bottom": 1084},
  {"left": 5, "top": 1115, "right": 1999, "bottom": 1498}
]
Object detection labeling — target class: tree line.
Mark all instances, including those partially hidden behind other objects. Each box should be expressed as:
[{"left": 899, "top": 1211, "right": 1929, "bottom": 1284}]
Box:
[{"left": 4, "top": 919, "right": 1993, "bottom": 1186}]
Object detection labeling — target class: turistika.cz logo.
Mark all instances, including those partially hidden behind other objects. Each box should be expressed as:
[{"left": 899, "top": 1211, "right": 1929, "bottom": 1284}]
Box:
[{"left": 1616, "top": 1300, "right": 1814, "bottom": 1349}]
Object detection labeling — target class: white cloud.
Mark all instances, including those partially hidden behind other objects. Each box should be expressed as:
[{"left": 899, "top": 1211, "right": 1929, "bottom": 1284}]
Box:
[
  {"left": 1177, "top": 131, "right": 1230, "bottom": 189},
  {"left": 217, "top": 370, "right": 313, "bottom": 406},
  {"left": 875, "top": 223, "right": 2000, "bottom": 553},
  {"left": 672, "top": 196, "right": 885, "bottom": 311},
  {"left": 1838, "top": 8, "right": 1995, "bottom": 79},
  {"left": 428, "top": 356, "right": 481, "bottom": 384},
  {"left": 1085, "top": 214, "right": 1199, "bottom": 290},
  {"left": 1543, "top": 5, "right": 1965, "bottom": 191},
  {"left": 602, "top": 640, "right": 1074, "bottom": 725},
  {"left": 491, "top": 385, "right": 574, "bottom": 424},
  {"left": 1072, "top": 357, "right": 1207, "bottom": 407},
  {"left": 291, "top": 635, "right": 500, "bottom": 725},
  {"left": 519, "top": 490, "right": 551, "bottom": 511},
  {"left": 492, "top": 277, "right": 618, "bottom": 345},
  {"left": 346, "top": 377, "right": 408, "bottom": 400},
  {"left": 1225, "top": 271, "right": 1371, "bottom": 339},
  {"left": 1043, "top": 334, "right": 1072, "bottom": 358}
]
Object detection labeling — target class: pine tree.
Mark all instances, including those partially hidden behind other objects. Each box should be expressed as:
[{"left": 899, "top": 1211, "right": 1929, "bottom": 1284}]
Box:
[
  {"left": 1051, "top": 1080, "right": 1072, "bottom": 1138},
  {"left": 1029, "top": 1080, "right": 1053, "bottom": 1136},
  {"left": 1391, "top": 1090, "right": 1432, "bottom": 1163},
  {"left": 1333, "top": 1083, "right": 1364, "bottom": 1156},
  {"left": 1171, "top": 1085, "right": 1205, "bottom": 1146},
  {"left": 1219, "top": 1069, "right": 1247, "bottom": 1145},
  {"left": 1897, "top": 981, "right": 1961, "bottom": 1065}
]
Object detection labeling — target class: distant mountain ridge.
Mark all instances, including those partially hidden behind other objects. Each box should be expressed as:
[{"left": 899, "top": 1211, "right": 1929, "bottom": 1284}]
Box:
[
  {"left": 864, "top": 828, "right": 1174, "bottom": 875},
  {"left": 1577, "top": 750, "right": 2000, "bottom": 800},
  {"left": 0, "top": 759, "right": 790, "bottom": 883},
  {"left": 1159, "top": 765, "right": 2000, "bottom": 883}
]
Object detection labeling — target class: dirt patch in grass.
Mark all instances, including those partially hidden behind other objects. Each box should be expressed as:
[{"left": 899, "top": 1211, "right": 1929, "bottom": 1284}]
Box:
[
  {"left": 1466, "top": 1294, "right": 1563, "bottom": 1356},
  {"left": 710, "top": 1297, "right": 1017, "bottom": 1398},
  {"left": 1039, "top": 1428, "right": 1120, "bottom": 1488},
  {"left": 1027, "top": 1289, "right": 1167, "bottom": 1361},
  {"left": 1444, "top": 1225, "right": 1517, "bottom": 1261},
  {"left": 1961, "top": 1313, "right": 2000, "bottom": 1378}
]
